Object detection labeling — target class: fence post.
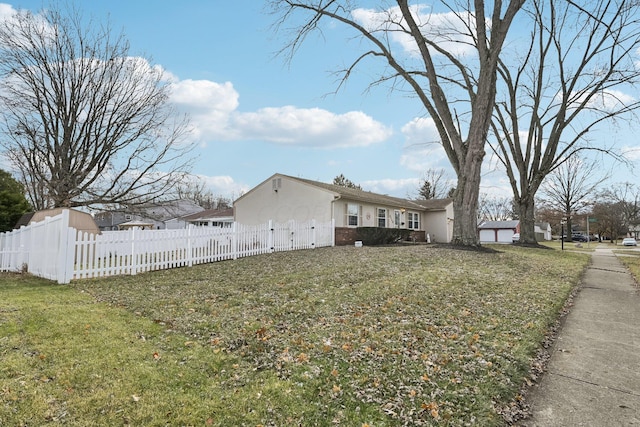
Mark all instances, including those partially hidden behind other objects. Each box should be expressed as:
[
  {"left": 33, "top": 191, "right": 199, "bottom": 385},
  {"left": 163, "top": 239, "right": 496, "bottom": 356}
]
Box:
[
  {"left": 289, "top": 219, "right": 295, "bottom": 250},
  {"left": 130, "top": 227, "right": 137, "bottom": 275},
  {"left": 232, "top": 222, "right": 238, "bottom": 260},
  {"left": 311, "top": 219, "right": 316, "bottom": 249},
  {"left": 56, "top": 209, "right": 72, "bottom": 284},
  {"left": 187, "top": 226, "right": 193, "bottom": 267},
  {"left": 268, "top": 220, "right": 274, "bottom": 253}
]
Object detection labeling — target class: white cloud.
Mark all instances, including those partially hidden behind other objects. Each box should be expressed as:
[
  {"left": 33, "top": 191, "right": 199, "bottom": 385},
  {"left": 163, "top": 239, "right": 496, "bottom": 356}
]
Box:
[
  {"left": 564, "top": 88, "right": 637, "bottom": 113},
  {"left": 622, "top": 145, "right": 640, "bottom": 162},
  {"left": 168, "top": 79, "right": 392, "bottom": 148},
  {"left": 231, "top": 106, "right": 391, "bottom": 148},
  {"left": 399, "top": 117, "right": 447, "bottom": 171},
  {"left": 0, "top": 3, "right": 17, "bottom": 20},
  {"left": 362, "top": 177, "right": 420, "bottom": 198},
  {"left": 586, "top": 89, "right": 636, "bottom": 111},
  {"left": 197, "top": 174, "right": 249, "bottom": 200},
  {"left": 352, "top": 5, "right": 479, "bottom": 57}
]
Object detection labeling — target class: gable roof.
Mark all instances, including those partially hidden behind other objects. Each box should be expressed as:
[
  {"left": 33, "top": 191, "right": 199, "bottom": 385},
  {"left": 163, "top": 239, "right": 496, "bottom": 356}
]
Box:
[
  {"left": 273, "top": 174, "right": 451, "bottom": 211},
  {"left": 478, "top": 220, "right": 519, "bottom": 229},
  {"left": 181, "top": 208, "right": 234, "bottom": 221}
]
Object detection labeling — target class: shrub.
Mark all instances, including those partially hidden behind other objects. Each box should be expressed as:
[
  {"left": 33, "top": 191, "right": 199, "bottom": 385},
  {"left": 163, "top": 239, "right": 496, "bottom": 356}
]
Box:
[{"left": 356, "top": 227, "right": 411, "bottom": 245}]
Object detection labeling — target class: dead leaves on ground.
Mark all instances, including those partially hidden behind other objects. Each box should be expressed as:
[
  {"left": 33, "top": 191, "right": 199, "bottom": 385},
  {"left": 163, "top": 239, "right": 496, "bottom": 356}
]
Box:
[{"left": 75, "top": 245, "right": 588, "bottom": 425}]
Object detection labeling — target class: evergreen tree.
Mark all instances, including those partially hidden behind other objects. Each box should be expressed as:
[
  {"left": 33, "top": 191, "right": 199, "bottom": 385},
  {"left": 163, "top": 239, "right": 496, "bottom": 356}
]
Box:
[{"left": 0, "top": 169, "right": 31, "bottom": 232}]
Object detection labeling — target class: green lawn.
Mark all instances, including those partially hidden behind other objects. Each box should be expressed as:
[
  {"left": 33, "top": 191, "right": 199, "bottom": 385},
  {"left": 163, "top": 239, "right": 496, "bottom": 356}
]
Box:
[
  {"left": 618, "top": 252, "right": 640, "bottom": 284},
  {"left": 1, "top": 244, "right": 589, "bottom": 426}
]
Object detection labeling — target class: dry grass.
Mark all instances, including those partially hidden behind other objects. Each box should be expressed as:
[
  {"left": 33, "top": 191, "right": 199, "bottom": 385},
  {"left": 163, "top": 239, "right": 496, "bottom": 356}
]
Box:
[{"left": 1, "top": 244, "right": 589, "bottom": 426}]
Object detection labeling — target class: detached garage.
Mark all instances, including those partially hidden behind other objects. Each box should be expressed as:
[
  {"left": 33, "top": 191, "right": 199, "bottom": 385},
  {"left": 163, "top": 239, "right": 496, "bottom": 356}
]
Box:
[{"left": 478, "top": 220, "right": 519, "bottom": 243}]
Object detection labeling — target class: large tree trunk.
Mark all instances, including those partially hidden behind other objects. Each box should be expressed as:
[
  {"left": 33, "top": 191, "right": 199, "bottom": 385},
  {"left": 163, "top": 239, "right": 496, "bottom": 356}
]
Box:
[
  {"left": 452, "top": 145, "right": 484, "bottom": 246},
  {"left": 516, "top": 196, "right": 537, "bottom": 244}
]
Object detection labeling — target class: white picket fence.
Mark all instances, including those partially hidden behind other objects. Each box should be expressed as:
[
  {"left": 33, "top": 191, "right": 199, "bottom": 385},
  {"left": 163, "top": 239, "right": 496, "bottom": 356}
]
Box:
[{"left": 0, "top": 209, "right": 335, "bottom": 284}]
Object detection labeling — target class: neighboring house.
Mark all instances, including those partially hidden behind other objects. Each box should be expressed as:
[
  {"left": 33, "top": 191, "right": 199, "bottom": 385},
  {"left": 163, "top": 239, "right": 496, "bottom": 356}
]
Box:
[
  {"left": 478, "top": 220, "right": 552, "bottom": 243},
  {"left": 478, "top": 220, "right": 519, "bottom": 243},
  {"left": 14, "top": 208, "right": 100, "bottom": 235},
  {"left": 94, "top": 200, "right": 204, "bottom": 231},
  {"left": 177, "top": 207, "right": 234, "bottom": 228},
  {"left": 233, "top": 173, "right": 454, "bottom": 245},
  {"left": 535, "top": 222, "right": 552, "bottom": 241}
]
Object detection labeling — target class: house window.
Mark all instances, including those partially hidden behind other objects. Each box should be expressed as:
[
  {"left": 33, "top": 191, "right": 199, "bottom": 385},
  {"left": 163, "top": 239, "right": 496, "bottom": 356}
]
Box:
[
  {"left": 347, "top": 203, "right": 360, "bottom": 226},
  {"left": 407, "top": 212, "right": 420, "bottom": 229},
  {"left": 378, "top": 208, "right": 387, "bottom": 228}
]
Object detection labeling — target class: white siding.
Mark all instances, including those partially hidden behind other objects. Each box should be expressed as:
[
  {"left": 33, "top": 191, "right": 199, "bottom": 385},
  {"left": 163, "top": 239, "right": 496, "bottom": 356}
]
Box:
[
  {"left": 234, "top": 175, "right": 335, "bottom": 225},
  {"left": 479, "top": 229, "right": 496, "bottom": 243}
]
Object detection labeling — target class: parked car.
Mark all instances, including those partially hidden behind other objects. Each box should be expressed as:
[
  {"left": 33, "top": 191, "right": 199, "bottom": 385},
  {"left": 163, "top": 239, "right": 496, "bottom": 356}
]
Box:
[
  {"left": 572, "top": 234, "right": 589, "bottom": 242},
  {"left": 621, "top": 237, "right": 637, "bottom": 246},
  {"left": 512, "top": 233, "right": 519, "bottom": 243}
]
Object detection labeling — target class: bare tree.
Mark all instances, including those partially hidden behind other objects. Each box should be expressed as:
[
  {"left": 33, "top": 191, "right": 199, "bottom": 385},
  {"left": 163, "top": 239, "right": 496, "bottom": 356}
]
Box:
[
  {"left": 270, "top": 0, "right": 524, "bottom": 246},
  {"left": 489, "top": 0, "right": 640, "bottom": 244},
  {"left": 599, "top": 182, "right": 640, "bottom": 237},
  {"left": 177, "top": 175, "right": 231, "bottom": 209},
  {"left": 538, "top": 155, "right": 608, "bottom": 239},
  {"left": 477, "top": 194, "right": 514, "bottom": 221},
  {"left": 0, "top": 4, "right": 193, "bottom": 210},
  {"left": 417, "top": 168, "right": 451, "bottom": 200},
  {"left": 591, "top": 201, "right": 627, "bottom": 241}
]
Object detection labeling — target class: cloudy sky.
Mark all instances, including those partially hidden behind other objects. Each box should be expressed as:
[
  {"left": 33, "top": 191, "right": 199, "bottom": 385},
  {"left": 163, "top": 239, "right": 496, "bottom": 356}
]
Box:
[{"left": 0, "top": 1, "right": 638, "bottom": 201}]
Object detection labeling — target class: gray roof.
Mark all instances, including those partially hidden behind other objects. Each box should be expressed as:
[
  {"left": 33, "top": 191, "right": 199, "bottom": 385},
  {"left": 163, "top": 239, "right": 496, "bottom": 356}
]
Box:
[
  {"left": 181, "top": 208, "right": 234, "bottom": 221},
  {"left": 478, "top": 220, "right": 519, "bottom": 229},
  {"left": 282, "top": 174, "right": 452, "bottom": 212}
]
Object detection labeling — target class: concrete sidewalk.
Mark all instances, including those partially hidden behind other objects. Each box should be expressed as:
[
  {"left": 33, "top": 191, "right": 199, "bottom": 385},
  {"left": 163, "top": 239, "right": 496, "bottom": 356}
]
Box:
[{"left": 519, "top": 245, "right": 640, "bottom": 426}]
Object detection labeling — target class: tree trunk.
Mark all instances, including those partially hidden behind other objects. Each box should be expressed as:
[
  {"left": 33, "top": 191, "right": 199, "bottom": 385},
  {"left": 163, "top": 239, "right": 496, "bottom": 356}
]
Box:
[
  {"left": 452, "top": 146, "right": 484, "bottom": 246},
  {"left": 517, "top": 197, "right": 537, "bottom": 244}
]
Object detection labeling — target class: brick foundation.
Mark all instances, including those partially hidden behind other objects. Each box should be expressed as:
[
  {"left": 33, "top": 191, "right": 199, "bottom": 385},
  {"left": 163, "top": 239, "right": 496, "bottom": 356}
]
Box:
[
  {"left": 335, "top": 227, "right": 427, "bottom": 245},
  {"left": 335, "top": 227, "right": 359, "bottom": 245}
]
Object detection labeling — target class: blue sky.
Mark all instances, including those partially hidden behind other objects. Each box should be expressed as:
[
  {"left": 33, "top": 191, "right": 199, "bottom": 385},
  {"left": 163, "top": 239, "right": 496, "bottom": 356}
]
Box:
[{"left": 1, "top": 1, "right": 638, "bottom": 201}]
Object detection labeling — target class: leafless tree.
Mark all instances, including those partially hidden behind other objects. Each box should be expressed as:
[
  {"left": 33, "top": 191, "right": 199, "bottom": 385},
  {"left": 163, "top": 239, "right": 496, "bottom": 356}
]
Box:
[
  {"left": 538, "top": 155, "right": 609, "bottom": 239},
  {"left": 270, "top": 0, "right": 524, "bottom": 246},
  {"left": 0, "top": 4, "right": 193, "bottom": 210},
  {"left": 489, "top": 0, "right": 640, "bottom": 244},
  {"left": 177, "top": 175, "right": 231, "bottom": 209},
  {"left": 477, "top": 194, "right": 514, "bottom": 221},
  {"left": 591, "top": 200, "right": 627, "bottom": 241},
  {"left": 417, "top": 168, "right": 452, "bottom": 200},
  {"left": 599, "top": 182, "right": 640, "bottom": 236}
]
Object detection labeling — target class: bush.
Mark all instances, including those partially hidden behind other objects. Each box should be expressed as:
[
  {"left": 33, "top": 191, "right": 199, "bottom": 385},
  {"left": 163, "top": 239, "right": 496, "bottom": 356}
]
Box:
[{"left": 356, "top": 227, "right": 411, "bottom": 245}]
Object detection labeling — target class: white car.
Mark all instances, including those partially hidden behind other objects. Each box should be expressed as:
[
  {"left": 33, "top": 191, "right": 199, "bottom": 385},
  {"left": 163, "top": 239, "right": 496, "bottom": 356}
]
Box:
[
  {"left": 512, "top": 233, "right": 520, "bottom": 243},
  {"left": 622, "top": 237, "right": 637, "bottom": 246}
]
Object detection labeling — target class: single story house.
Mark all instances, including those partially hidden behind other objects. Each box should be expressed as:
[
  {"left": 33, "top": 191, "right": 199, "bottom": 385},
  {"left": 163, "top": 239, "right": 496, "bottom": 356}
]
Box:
[
  {"left": 233, "top": 173, "right": 454, "bottom": 245},
  {"left": 536, "top": 222, "right": 552, "bottom": 241},
  {"left": 94, "top": 200, "right": 203, "bottom": 231},
  {"left": 478, "top": 220, "right": 519, "bottom": 243},
  {"left": 177, "top": 207, "right": 234, "bottom": 228}
]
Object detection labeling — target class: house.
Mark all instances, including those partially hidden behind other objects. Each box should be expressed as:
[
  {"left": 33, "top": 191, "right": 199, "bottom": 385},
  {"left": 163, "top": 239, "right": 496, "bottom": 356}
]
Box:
[
  {"left": 233, "top": 173, "right": 454, "bottom": 245},
  {"left": 478, "top": 220, "right": 552, "bottom": 243},
  {"left": 478, "top": 220, "right": 519, "bottom": 243},
  {"left": 14, "top": 208, "right": 100, "bottom": 235},
  {"left": 177, "top": 207, "right": 234, "bottom": 228},
  {"left": 535, "top": 222, "right": 552, "bottom": 241},
  {"left": 94, "top": 200, "right": 204, "bottom": 231}
]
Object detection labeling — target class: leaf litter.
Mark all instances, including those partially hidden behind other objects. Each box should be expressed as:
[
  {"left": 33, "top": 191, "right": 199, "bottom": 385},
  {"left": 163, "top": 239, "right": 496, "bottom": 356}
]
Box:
[{"left": 74, "top": 244, "right": 588, "bottom": 426}]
